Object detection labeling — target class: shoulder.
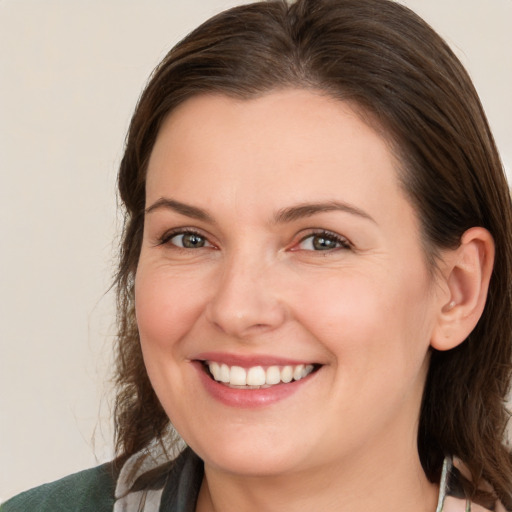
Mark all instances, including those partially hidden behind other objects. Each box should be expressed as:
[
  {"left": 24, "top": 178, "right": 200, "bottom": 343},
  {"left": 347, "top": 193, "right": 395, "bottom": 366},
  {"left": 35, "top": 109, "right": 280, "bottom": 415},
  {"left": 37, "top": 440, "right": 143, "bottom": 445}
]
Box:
[{"left": 1, "top": 463, "right": 117, "bottom": 512}]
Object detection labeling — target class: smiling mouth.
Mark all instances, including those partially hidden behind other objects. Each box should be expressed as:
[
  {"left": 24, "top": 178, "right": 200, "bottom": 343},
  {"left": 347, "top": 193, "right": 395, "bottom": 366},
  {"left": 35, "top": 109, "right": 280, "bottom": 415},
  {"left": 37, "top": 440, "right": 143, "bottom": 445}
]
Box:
[{"left": 202, "top": 361, "right": 319, "bottom": 389}]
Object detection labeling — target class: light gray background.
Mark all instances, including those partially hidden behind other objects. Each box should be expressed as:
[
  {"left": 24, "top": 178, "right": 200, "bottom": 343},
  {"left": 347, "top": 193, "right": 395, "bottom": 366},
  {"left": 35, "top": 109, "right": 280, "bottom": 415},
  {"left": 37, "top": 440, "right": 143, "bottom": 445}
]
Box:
[{"left": 1, "top": 0, "right": 511, "bottom": 502}]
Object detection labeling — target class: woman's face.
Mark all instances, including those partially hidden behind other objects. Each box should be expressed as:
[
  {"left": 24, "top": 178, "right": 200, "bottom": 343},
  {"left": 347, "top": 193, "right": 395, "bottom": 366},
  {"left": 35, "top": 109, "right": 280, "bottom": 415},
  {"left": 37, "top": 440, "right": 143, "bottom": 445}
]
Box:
[{"left": 135, "top": 89, "right": 446, "bottom": 477}]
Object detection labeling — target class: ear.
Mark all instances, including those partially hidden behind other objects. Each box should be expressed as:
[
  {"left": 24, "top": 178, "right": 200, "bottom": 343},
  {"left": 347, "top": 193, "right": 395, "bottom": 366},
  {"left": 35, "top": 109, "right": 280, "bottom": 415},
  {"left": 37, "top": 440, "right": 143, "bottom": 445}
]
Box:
[{"left": 430, "top": 227, "right": 495, "bottom": 351}]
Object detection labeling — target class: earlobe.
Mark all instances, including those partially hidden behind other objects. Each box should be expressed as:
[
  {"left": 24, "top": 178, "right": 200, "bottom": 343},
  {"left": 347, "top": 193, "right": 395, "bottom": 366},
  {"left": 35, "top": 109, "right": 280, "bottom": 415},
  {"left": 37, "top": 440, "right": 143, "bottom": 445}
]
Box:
[{"left": 430, "top": 227, "right": 495, "bottom": 351}]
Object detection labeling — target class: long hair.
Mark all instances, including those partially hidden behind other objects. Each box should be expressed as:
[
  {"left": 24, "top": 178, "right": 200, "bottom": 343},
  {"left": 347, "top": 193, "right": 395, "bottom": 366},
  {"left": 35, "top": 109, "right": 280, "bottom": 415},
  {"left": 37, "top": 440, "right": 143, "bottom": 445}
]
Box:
[{"left": 114, "top": 0, "right": 512, "bottom": 504}]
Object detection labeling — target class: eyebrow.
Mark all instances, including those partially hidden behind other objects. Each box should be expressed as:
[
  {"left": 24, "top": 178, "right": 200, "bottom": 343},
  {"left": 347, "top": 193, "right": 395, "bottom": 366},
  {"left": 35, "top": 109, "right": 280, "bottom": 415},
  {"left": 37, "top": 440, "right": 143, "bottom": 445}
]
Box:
[
  {"left": 273, "top": 201, "right": 376, "bottom": 224},
  {"left": 145, "top": 197, "right": 375, "bottom": 225},
  {"left": 145, "top": 198, "right": 214, "bottom": 223}
]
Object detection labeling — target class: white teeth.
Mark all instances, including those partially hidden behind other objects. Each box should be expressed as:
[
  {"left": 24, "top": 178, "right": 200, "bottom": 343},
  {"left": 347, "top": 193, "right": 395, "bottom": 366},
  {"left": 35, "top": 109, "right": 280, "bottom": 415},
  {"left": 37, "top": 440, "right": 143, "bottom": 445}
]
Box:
[
  {"left": 293, "top": 364, "right": 305, "bottom": 381},
  {"left": 209, "top": 361, "right": 220, "bottom": 381},
  {"left": 247, "top": 366, "right": 266, "bottom": 386},
  {"left": 266, "top": 366, "right": 281, "bottom": 385},
  {"left": 230, "top": 366, "right": 247, "bottom": 386},
  {"left": 206, "top": 361, "right": 315, "bottom": 387},
  {"left": 219, "top": 363, "right": 230, "bottom": 383},
  {"left": 281, "top": 365, "right": 293, "bottom": 383}
]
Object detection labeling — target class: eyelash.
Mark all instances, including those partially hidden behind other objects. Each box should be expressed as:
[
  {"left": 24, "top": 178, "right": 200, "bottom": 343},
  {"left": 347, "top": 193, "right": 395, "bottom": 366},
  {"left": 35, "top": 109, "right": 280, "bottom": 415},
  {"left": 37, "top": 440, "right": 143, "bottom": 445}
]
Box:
[
  {"left": 296, "top": 230, "right": 352, "bottom": 252},
  {"left": 157, "top": 228, "right": 212, "bottom": 249},
  {"left": 157, "top": 228, "right": 351, "bottom": 254}
]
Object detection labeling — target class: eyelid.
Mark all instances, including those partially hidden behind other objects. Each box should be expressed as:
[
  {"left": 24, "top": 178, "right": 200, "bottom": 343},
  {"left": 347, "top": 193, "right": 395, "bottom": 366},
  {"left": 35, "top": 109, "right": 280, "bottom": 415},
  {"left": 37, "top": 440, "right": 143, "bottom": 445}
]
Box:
[
  {"left": 293, "top": 229, "right": 352, "bottom": 251},
  {"left": 156, "top": 227, "right": 215, "bottom": 248},
  {"left": 154, "top": 227, "right": 351, "bottom": 252}
]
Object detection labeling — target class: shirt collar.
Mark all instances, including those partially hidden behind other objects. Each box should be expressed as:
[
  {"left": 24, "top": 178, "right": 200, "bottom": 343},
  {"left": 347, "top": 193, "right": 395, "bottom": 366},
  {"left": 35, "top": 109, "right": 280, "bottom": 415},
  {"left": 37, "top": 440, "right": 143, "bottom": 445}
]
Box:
[{"left": 114, "top": 443, "right": 504, "bottom": 512}]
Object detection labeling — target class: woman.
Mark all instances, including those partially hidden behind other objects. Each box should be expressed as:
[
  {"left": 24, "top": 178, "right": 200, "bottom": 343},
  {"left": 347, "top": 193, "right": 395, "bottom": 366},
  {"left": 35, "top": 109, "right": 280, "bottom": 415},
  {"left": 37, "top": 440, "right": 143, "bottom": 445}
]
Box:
[{"left": 3, "top": 0, "right": 511, "bottom": 510}]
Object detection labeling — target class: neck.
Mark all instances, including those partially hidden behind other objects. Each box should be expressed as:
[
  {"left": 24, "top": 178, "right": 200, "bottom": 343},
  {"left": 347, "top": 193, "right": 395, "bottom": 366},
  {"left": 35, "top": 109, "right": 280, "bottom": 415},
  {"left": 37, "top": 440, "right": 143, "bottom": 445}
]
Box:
[{"left": 196, "top": 445, "right": 439, "bottom": 512}]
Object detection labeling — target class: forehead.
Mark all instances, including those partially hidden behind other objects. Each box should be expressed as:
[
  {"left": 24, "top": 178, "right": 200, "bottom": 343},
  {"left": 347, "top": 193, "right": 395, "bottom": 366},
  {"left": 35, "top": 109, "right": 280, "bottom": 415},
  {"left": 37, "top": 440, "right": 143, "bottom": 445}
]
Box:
[{"left": 145, "top": 89, "right": 414, "bottom": 230}]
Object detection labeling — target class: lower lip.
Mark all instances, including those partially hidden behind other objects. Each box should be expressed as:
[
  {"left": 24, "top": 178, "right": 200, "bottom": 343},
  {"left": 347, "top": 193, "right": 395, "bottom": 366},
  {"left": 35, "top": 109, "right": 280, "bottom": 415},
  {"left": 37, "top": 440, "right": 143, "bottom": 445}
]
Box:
[{"left": 194, "top": 362, "right": 316, "bottom": 408}]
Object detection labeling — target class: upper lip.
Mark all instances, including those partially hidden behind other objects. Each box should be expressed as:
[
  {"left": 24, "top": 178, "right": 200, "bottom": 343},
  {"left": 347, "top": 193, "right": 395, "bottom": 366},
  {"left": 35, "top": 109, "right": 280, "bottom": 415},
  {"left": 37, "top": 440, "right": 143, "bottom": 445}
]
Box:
[{"left": 193, "top": 352, "right": 319, "bottom": 368}]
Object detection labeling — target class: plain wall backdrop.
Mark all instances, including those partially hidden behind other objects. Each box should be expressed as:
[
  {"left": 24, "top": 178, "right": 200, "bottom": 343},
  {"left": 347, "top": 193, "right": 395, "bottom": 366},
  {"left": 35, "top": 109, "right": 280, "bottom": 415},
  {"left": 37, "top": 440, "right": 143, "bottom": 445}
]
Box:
[{"left": 1, "top": 0, "right": 511, "bottom": 502}]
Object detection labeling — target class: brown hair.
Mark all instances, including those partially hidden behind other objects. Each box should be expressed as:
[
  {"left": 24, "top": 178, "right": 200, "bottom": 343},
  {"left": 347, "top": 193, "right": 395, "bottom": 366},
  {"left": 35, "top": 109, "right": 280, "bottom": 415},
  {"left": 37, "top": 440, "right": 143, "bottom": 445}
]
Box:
[{"left": 114, "top": 0, "right": 512, "bottom": 504}]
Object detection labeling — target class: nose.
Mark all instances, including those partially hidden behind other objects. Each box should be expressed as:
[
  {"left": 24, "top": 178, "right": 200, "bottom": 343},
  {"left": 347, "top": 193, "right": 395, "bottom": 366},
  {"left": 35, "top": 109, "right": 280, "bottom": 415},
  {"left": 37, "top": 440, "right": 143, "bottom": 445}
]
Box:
[{"left": 205, "top": 253, "right": 287, "bottom": 338}]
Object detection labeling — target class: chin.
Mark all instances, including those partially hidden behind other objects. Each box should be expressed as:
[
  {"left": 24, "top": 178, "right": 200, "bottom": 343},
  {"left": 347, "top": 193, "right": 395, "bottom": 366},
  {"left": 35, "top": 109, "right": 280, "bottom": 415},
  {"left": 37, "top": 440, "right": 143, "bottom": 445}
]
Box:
[
  {"left": 201, "top": 446, "right": 304, "bottom": 477},
  {"left": 182, "top": 426, "right": 313, "bottom": 477}
]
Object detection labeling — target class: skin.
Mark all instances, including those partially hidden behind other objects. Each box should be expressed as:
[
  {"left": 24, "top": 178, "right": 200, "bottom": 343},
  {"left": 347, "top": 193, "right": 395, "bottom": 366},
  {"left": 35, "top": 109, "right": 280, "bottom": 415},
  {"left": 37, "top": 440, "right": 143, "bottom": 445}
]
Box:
[{"left": 135, "top": 89, "right": 455, "bottom": 511}]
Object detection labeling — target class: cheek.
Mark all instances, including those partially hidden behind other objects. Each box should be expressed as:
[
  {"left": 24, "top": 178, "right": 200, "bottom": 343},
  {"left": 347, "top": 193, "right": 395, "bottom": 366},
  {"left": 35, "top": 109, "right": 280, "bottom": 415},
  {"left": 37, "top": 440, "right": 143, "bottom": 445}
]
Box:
[
  {"left": 133, "top": 264, "right": 212, "bottom": 420},
  {"left": 290, "top": 271, "right": 385, "bottom": 339},
  {"left": 134, "top": 264, "right": 206, "bottom": 353},
  {"left": 290, "top": 267, "right": 434, "bottom": 366}
]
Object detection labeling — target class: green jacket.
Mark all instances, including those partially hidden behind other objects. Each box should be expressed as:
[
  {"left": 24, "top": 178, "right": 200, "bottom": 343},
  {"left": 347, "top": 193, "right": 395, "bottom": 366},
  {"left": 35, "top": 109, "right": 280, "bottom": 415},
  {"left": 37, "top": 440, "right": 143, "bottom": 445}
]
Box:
[
  {"left": 0, "top": 463, "right": 116, "bottom": 512},
  {"left": 0, "top": 448, "right": 202, "bottom": 512}
]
